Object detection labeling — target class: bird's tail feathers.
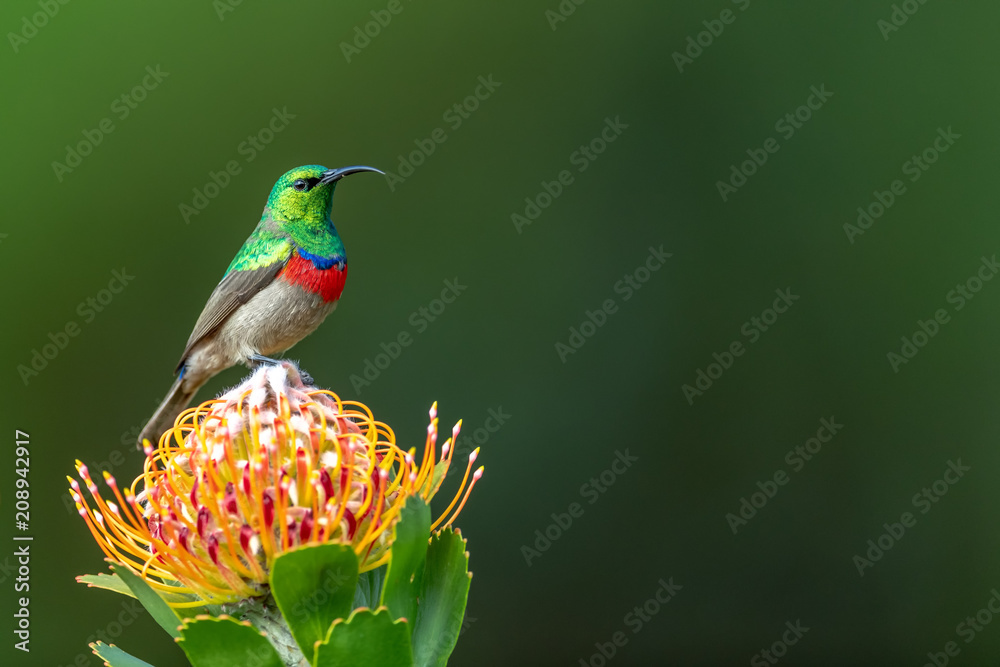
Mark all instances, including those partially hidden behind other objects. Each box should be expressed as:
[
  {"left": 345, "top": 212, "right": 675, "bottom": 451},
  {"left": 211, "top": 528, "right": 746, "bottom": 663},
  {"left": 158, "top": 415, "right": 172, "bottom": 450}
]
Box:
[{"left": 137, "top": 376, "right": 197, "bottom": 450}]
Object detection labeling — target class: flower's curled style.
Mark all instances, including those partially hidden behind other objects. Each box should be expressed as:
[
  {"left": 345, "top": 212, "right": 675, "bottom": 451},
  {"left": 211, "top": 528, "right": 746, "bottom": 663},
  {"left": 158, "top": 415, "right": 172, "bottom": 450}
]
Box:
[{"left": 70, "top": 362, "right": 483, "bottom": 607}]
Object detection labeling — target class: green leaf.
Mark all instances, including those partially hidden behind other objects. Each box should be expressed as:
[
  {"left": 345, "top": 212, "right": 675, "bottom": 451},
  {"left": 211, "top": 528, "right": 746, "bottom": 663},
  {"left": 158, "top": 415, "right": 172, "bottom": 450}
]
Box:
[
  {"left": 81, "top": 569, "right": 210, "bottom": 619},
  {"left": 314, "top": 608, "right": 412, "bottom": 667},
  {"left": 157, "top": 579, "right": 215, "bottom": 618},
  {"left": 110, "top": 564, "right": 183, "bottom": 639},
  {"left": 430, "top": 459, "right": 448, "bottom": 493},
  {"left": 411, "top": 528, "right": 472, "bottom": 667},
  {"left": 269, "top": 543, "right": 359, "bottom": 661},
  {"left": 90, "top": 641, "right": 155, "bottom": 667},
  {"left": 173, "top": 603, "right": 215, "bottom": 620},
  {"left": 77, "top": 573, "right": 136, "bottom": 599},
  {"left": 380, "top": 496, "right": 431, "bottom": 625},
  {"left": 353, "top": 565, "right": 386, "bottom": 610},
  {"left": 176, "top": 615, "right": 283, "bottom": 667}
]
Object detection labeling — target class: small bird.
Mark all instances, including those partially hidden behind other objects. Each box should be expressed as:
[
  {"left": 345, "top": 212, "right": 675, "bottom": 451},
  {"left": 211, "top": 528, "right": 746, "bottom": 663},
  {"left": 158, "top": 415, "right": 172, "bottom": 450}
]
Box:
[{"left": 138, "top": 164, "right": 382, "bottom": 448}]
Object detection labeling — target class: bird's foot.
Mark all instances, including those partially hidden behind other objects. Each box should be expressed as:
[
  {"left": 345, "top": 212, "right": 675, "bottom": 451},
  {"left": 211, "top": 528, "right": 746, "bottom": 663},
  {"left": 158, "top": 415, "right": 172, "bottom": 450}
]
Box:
[
  {"left": 247, "top": 356, "right": 313, "bottom": 385},
  {"left": 248, "top": 354, "right": 282, "bottom": 369}
]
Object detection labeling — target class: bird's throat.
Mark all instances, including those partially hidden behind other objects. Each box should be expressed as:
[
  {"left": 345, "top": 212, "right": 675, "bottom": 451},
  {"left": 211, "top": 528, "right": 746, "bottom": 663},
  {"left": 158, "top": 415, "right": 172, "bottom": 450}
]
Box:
[{"left": 284, "top": 217, "right": 345, "bottom": 261}]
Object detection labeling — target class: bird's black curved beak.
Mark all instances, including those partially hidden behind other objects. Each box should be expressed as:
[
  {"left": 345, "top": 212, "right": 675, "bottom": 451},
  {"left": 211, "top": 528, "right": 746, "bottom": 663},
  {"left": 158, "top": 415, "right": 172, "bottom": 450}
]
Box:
[{"left": 319, "top": 165, "right": 384, "bottom": 184}]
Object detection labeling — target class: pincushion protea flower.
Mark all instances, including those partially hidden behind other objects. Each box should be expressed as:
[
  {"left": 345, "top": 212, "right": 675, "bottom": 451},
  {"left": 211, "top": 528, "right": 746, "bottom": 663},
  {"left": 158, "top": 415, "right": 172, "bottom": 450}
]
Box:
[{"left": 70, "top": 361, "right": 483, "bottom": 608}]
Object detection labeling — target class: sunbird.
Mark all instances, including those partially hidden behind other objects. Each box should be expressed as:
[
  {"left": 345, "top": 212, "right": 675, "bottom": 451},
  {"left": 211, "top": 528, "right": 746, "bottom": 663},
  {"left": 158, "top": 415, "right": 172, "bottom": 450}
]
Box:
[{"left": 138, "top": 164, "right": 382, "bottom": 448}]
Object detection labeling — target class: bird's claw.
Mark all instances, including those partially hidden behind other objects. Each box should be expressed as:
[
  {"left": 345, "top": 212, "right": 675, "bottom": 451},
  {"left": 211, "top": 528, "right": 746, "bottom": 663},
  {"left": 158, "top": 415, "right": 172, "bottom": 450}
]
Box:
[{"left": 248, "top": 354, "right": 281, "bottom": 369}]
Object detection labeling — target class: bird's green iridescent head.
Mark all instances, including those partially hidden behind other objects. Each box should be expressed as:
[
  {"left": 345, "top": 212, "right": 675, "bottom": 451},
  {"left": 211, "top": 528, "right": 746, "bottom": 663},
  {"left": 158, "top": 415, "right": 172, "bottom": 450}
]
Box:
[{"left": 265, "top": 164, "right": 383, "bottom": 224}]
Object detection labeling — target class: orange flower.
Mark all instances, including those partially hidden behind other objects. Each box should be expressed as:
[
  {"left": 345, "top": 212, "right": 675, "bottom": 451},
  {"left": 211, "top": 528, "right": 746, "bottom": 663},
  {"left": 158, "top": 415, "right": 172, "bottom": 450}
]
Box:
[{"left": 70, "top": 362, "right": 482, "bottom": 607}]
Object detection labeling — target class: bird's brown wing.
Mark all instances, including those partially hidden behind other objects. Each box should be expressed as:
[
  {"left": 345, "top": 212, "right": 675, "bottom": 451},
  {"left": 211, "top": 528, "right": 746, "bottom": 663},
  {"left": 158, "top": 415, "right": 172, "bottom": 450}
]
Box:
[{"left": 175, "top": 262, "right": 287, "bottom": 372}]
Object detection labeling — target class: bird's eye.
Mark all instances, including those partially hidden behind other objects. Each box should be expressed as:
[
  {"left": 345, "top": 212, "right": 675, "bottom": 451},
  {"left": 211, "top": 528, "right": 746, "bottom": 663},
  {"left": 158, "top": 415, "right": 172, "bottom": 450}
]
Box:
[{"left": 293, "top": 179, "right": 308, "bottom": 192}]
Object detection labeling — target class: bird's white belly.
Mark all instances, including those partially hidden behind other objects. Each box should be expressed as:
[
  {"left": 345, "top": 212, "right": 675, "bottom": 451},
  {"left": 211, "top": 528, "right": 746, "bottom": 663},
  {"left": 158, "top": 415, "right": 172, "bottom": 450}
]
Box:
[
  {"left": 186, "top": 280, "right": 338, "bottom": 382},
  {"left": 226, "top": 279, "right": 338, "bottom": 358}
]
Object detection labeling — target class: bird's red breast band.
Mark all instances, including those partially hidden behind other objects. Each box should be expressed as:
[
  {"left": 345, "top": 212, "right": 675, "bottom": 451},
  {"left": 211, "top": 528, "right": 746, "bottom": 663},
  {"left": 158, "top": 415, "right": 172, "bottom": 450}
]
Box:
[{"left": 279, "top": 253, "right": 347, "bottom": 303}]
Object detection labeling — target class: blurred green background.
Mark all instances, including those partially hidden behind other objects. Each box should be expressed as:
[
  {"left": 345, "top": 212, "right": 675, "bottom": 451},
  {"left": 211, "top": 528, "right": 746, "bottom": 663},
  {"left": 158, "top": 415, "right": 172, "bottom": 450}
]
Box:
[{"left": 2, "top": 1, "right": 1000, "bottom": 664}]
